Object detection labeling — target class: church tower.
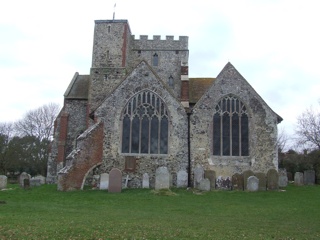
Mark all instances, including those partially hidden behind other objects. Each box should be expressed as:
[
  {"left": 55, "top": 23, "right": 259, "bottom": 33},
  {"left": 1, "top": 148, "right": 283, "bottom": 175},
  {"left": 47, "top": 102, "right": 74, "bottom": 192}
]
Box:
[{"left": 89, "top": 20, "right": 132, "bottom": 112}]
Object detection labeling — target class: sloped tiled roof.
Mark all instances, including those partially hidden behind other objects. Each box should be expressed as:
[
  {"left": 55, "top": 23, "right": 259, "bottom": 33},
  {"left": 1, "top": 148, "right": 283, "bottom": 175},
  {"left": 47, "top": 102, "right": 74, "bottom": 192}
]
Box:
[
  {"left": 64, "top": 73, "right": 90, "bottom": 99},
  {"left": 189, "top": 78, "right": 215, "bottom": 104}
]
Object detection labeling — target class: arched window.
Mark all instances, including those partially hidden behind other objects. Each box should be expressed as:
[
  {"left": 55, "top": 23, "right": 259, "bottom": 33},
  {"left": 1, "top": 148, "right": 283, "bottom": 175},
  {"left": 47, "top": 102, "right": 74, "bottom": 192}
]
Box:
[
  {"left": 121, "top": 91, "right": 169, "bottom": 155},
  {"left": 153, "top": 53, "right": 158, "bottom": 66},
  {"left": 213, "top": 96, "right": 249, "bottom": 156}
]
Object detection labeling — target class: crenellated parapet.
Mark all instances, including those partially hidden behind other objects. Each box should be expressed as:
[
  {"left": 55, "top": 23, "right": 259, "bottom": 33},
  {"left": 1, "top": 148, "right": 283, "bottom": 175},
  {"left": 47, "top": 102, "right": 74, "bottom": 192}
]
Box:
[{"left": 132, "top": 35, "right": 188, "bottom": 50}]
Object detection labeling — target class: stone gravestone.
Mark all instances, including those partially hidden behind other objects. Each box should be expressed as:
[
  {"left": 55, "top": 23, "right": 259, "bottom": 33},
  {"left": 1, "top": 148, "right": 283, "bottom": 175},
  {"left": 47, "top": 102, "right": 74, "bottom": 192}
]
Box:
[
  {"left": 0, "top": 175, "right": 7, "bottom": 190},
  {"left": 294, "top": 172, "right": 304, "bottom": 186},
  {"left": 30, "top": 179, "right": 41, "bottom": 187},
  {"left": 247, "top": 176, "right": 259, "bottom": 192},
  {"left": 19, "top": 172, "right": 30, "bottom": 188},
  {"left": 243, "top": 170, "right": 254, "bottom": 190},
  {"left": 216, "top": 176, "right": 232, "bottom": 190},
  {"left": 108, "top": 168, "right": 122, "bottom": 193},
  {"left": 255, "top": 172, "right": 267, "bottom": 191},
  {"left": 204, "top": 170, "right": 216, "bottom": 190},
  {"left": 267, "top": 169, "right": 279, "bottom": 190},
  {"left": 155, "top": 167, "right": 170, "bottom": 190},
  {"left": 304, "top": 170, "right": 315, "bottom": 185},
  {"left": 198, "top": 178, "right": 210, "bottom": 191},
  {"left": 193, "top": 164, "right": 204, "bottom": 188},
  {"left": 278, "top": 168, "right": 288, "bottom": 187},
  {"left": 232, "top": 173, "right": 244, "bottom": 191},
  {"left": 176, "top": 170, "right": 188, "bottom": 188},
  {"left": 99, "top": 173, "right": 109, "bottom": 190},
  {"left": 24, "top": 179, "right": 30, "bottom": 189},
  {"left": 142, "top": 173, "right": 149, "bottom": 188},
  {"left": 33, "top": 175, "right": 46, "bottom": 185}
]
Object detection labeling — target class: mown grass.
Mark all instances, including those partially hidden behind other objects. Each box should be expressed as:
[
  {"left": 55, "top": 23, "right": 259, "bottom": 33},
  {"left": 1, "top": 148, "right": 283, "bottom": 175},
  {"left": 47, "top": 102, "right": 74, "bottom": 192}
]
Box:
[{"left": 1, "top": 184, "right": 320, "bottom": 239}]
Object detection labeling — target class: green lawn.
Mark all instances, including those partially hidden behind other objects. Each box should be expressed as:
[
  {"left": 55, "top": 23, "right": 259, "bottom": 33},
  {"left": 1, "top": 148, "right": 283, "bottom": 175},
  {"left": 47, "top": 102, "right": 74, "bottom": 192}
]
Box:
[{"left": 0, "top": 184, "right": 320, "bottom": 239}]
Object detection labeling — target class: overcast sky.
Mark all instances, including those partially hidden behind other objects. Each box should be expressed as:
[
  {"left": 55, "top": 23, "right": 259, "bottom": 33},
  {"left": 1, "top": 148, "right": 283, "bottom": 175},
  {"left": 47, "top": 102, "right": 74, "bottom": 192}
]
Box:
[{"left": 1, "top": 0, "right": 319, "bottom": 145}]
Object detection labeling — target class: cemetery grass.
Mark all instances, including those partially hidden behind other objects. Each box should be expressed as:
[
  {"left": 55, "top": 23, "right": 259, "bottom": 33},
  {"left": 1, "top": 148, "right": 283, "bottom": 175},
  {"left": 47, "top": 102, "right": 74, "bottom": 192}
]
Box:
[{"left": 1, "top": 184, "right": 320, "bottom": 239}]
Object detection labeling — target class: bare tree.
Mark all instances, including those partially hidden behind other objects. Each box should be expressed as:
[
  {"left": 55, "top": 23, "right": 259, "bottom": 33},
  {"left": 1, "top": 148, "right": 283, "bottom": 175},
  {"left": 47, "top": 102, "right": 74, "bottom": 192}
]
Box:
[
  {"left": 14, "top": 103, "right": 60, "bottom": 141},
  {"left": 277, "top": 127, "right": 289, "bottom": 153},
  {"left": 296, "top": 101, "right": 320, "bottom": 150}
]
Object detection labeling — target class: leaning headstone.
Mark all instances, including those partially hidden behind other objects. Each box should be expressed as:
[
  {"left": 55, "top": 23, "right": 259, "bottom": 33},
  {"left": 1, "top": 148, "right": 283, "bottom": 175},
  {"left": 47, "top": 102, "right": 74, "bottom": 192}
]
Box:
[
  {"left": 99, "top": 173, "right": 109, "bottom": 190},
  {"left": 198, "top": 178, "right": 210, "bottom": 191},
  {"left": 204, "top": 170, "right": 216, "bottom": 190},
  {"left": 33, "top": 175, "right": 46, "bottom": 185},
  {"left": 294, "top": 172, "right": 304, "bottom": 186},
  {"left": 232, "top": 173, "right": 244, "bottom": 191},
  {"left": 278, "top": 168, "right": 288, "bottom": 187},
  {"left": 216, "top": 176, "right": 232, "bottom": 190},
  {"left": 243, "top": 170, "right": 254, "bottom": 190},
  {"left": 304, "top": 170, "right": 315, "bottom": 185},
  {"left": 155, "top": 167, "right": 170, "bottom": 190},
  {"left": 19, "top": 172, "right": 30, "bottom": 188},
  {"left": 0, "top": 175, "right": 7, "bottom": 190},
  {"left": 142, "top": 173, "right": 149, "bottom": 188},
  {"left": 247, "top": 176, "right": 259, "bottom": 192},
  {"left": 255, "top": 172, "right": 267, "bottom": 191},
  {"left": 30, "top": 179, "right": 41, "bottom": 187},
  {"left": 267, "top": 169, "right": 279, "bottom": 190},
  {"left": 193, "top": 164, "right": 204, "bottom": 188},
  {"left": 108, "top": 168, "right": 122, "bottom": 193},
  {"left": 177, "top": 170, "right": 188, "bottom": 188}
]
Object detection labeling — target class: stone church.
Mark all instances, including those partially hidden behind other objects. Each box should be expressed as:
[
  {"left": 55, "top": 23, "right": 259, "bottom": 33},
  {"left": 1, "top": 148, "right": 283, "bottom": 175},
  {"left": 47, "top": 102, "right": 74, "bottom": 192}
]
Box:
[{"left": 46, "top": 19, "right": 282, "bottom": 191}]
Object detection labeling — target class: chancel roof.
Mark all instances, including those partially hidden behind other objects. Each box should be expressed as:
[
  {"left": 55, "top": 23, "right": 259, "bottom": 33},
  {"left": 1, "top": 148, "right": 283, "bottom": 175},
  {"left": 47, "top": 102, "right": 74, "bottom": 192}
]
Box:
[
  {"left": 189, "top": 78, "right": 215, "bottom": 104},
  {"left": 64, "top": 73, "right": 90, "bottom": 99}
]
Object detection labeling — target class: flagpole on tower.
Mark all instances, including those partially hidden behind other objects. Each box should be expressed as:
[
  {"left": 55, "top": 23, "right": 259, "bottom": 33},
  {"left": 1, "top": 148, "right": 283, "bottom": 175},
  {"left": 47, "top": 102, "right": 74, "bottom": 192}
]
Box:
[{"left": 113, "top": 3, "right": 116, "bottom": 20}]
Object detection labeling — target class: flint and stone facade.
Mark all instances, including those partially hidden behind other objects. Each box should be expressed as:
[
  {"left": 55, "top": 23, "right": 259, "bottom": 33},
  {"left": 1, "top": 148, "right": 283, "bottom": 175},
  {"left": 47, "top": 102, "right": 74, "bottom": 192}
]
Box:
[{"left": 46, "top": 19, "right": 282, "bottom": 191}]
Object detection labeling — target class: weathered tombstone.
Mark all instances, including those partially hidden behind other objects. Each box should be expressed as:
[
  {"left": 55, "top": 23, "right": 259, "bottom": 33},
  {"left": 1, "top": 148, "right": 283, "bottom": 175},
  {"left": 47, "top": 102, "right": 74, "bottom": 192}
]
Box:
[
  {"left": 243, "top": 170, "right": 254, "bottom": 190},
  {"left": 99, "top": 173, "right": 109, "bottom": 190},
  {"left": 0, "top": 175, "right": 7, "bottom": 190},
  {"left": 30, "top": 179, "right": 41, "bottom": 187},
  {"left": 142, "top": 173, "right": 149, "bottom": 188},
  {"left": 278, "top": 168, "right": 288, "bottom": 187},
  {"left": 216, "top": 176, "right": 232, "bottom": 190},
  {"left": 304, "top": 170, "right": 315, "bottom": 185},
  {"left": 232, "top": 173, "right": 244, "bottom": 191},
  {"left": 33, "top": 175, "right": 46, "bottom": 185},
  {"left": 198, "top": 178, "right": 210, "bottom": 191},
  {"left": 287, "top": 172, "right": 293, "bottom": 181},
  {"left": 193, "top": 164, "right": 204, "bottom": 188},
  {"left": 267, "top": 169, "right": 279, "bottom": 190},
  {"left": 108, "top": 168, "right": 122, "bottom": 193},
  {"left": 247, "top": 176, "right": 259, "bottom": 192},
  {"left": 255, "top": 172, "right": 267, "bottom": 191},
  {"left": 24, "top": 179, "right": 30, "bottom": 189},
  {"left": 204, "top": 170, "right": 216, "bottom": 190},
  {"left": 177, "top": 170, "right": 188, "bottom": 188},
  {"left": 155, "top": 167, "right": 170, "bottom": 190},
  {"left": 19, "top": 172, "right": 30, "bottom": 188},
  {"left": 294, "top": 172, "right": 304, "bottom": 186}
]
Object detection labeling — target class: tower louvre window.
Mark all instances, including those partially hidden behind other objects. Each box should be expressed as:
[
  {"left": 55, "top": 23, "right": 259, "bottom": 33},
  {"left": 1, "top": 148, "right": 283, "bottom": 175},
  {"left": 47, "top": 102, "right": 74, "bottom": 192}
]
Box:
[
  {"left": 213, "top": 96, "right": 249, "bottom": 156},
  {"left": 121, "top": 90, "right": 169, "bottom": 155}
]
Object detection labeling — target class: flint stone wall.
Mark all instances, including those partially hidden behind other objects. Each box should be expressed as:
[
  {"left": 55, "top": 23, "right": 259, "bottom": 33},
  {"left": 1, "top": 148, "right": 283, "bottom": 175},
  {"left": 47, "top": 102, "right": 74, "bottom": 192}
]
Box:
[
  {"left": 190, "top": 63, "right": 279, "bottom": 182},
  {"left": 95, "top": 62, "right": 188, "bottom": 189}
]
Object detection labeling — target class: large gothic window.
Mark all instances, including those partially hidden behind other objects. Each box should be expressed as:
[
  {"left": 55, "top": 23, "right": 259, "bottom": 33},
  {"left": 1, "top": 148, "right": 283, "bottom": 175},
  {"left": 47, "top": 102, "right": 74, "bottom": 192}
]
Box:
[
  {"left": 213, "top": 96, "right": 249, "bottom": 156},
  {"left": 121, "top": 91, "right": 169, "bottom": 155}
]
